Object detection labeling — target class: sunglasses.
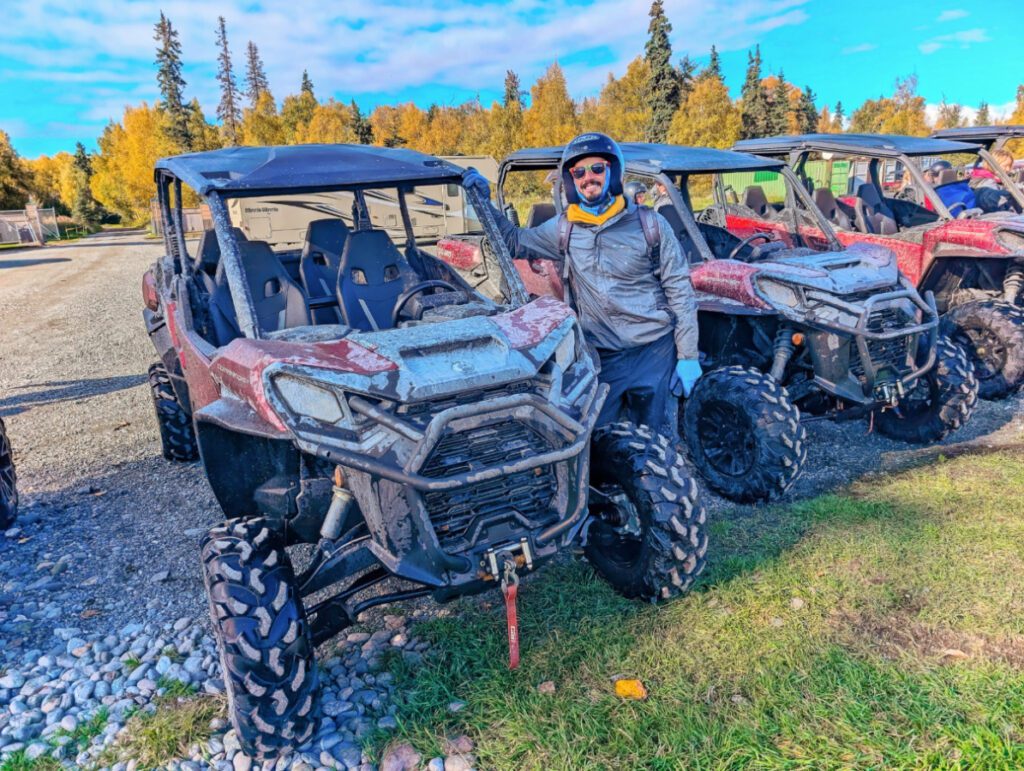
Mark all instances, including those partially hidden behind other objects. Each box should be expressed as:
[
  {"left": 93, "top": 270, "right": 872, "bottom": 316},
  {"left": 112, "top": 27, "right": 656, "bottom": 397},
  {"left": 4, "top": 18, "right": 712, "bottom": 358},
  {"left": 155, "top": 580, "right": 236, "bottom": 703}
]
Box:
[{"left": 569, "top": 162, "right": 610, "bottom": 179}]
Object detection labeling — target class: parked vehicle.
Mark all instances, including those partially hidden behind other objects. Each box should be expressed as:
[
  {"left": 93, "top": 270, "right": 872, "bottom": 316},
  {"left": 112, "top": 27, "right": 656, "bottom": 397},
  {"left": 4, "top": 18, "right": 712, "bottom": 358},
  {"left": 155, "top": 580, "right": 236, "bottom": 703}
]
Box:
[
  {"left": 0, "top": 417, "right": 16, "bottom": 529},
  {"left": 734, "top": 134, "right": 1024, "bottom": 399},
  {"left": 142, "top": 144, "right": 706, "bottom": 758},
  {"left": 932, "top": 125, "right": 1024, "bottom": 187},
  {"left": 437, "top": 144, "right": 978, "bottom": 503}
]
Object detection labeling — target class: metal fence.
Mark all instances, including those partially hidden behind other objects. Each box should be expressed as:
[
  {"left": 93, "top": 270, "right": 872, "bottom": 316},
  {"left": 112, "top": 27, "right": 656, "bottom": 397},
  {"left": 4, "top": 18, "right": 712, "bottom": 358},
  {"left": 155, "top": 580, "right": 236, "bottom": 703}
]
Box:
[{"left": 0, "top": 207, "right": 58, "bottom": 245}]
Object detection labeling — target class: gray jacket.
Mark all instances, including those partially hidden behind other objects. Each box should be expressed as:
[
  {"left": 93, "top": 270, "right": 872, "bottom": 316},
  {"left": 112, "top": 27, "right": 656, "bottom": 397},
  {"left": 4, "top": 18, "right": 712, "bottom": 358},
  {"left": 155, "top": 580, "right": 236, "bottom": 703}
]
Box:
[{"left": 495, "top": 204, "right": 699, "bottom": 360}]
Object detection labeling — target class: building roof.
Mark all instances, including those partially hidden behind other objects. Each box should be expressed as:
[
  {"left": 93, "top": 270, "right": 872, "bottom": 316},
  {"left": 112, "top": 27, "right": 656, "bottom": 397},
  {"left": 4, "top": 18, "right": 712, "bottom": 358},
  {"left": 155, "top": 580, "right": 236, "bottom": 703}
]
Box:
[
  {"left": 503, "top": 143, "right": 783, "bottom": 173},
  {"left": 155, "top": 144, "right": 467, "bottom": 195},
  {"left": 734, "top": 133, "right": 981, "bottom": 158}
]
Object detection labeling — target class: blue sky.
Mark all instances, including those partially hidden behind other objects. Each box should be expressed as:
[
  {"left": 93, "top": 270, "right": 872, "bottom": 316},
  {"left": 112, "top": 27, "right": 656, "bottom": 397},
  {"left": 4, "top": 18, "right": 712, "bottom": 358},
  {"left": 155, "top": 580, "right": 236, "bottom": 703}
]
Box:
[{"left": 2, "top": 0, "right": 1022, "bottom": 158}]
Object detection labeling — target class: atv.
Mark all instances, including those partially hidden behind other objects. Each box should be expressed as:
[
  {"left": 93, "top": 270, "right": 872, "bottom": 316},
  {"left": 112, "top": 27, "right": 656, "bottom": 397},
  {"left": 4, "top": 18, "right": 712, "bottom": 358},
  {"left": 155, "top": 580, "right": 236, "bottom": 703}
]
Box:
[
  {"left": 437, "top": 143, "right": 978, "bottom": 503},
  {"left": 734, "top": 133, "right": 1024, "bottom": 399},
  {"left": 0, "top": 417, "right": 16, "bottom": 529},
  {"left": 143, "top": 145, "right": 707, "bottom": 759}
]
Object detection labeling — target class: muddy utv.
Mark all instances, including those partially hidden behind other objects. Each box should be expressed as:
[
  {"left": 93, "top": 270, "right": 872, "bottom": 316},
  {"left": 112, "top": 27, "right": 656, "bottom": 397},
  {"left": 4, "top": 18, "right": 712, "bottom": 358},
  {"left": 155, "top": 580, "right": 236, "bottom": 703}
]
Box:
[
  {"left": 0, "top": 417, "right": 16, "bottom": 529},
  {"left": 735, "top": 134, "right": 1024, "bottom": 399},
  {"left": 142, "top": 145, "right": 707, "bottom": 759},
  {"left": 436, "top": 144, "right": 978, "bottom": 503},
  {"left": 932, "top": 125, "right": 1024, "bottom": 191}
]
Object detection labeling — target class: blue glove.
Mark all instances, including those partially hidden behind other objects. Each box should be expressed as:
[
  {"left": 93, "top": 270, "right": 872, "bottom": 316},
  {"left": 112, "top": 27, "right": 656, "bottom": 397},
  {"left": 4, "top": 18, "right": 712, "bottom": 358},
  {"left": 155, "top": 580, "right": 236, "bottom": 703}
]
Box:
[
  {"left": 462, "top": 167, "right": 491, "bottom": 199},
  {"left": 670, "top": 358, "right": 702, "bottom": 398}
]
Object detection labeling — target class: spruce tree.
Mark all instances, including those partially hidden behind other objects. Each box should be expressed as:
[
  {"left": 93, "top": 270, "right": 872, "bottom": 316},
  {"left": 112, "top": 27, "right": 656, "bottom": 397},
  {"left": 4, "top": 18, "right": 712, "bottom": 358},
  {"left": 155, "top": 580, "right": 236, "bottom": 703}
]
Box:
[
  {"left": 301, "top": 70, "right": 314, "bottom": 96},
  {"left": 767, "top": 70, "right": 790, "bottom": 135},
  {"left": 975, "top": 101, "right": 991, "bottom": 126},
  {"left": 677, "top": 54, "right": 696, "bottom": 105},
  {"left": 503, "top": 70, "right": 523, "bottom": 108},
  {"left": 644, "top": 0, "right": 680, "bottom": 143},
  {"left": 740, "top": 46, "right": 769, "bottom": 139},
  {"left": 154, "top": 11, "right": 192, "bottom": 149},
  {"left": 701, "top": 45, "right": 722, "bottom": 81},
  {"left": 798, "top": 86, "right": 818, "bottom": 133},
  {"left": 71, "top": 142, "right": 101, "bottom": 228},
  {"left": 351, "top": 100, "right": 373, "bottom": 144},
  {"left": 215, "top": 16, "right": 242, "bottom": 145},
  {"left": 245, "top": 41, "right": 271, "bottom": 107},
  {"left": 833, "top": 101, "right": 845, "bottom": 131}
]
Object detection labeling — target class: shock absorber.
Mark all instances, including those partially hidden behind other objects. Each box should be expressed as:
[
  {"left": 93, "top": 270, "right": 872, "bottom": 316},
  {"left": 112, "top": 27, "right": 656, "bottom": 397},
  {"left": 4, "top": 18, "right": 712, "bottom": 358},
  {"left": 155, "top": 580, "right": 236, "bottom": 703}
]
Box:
[
  {"left": 1003, "top": 263, "right": 1024, "bottom": 304},
  {"left": 770, "top": 326, "right": 796, "bottom": 381}
]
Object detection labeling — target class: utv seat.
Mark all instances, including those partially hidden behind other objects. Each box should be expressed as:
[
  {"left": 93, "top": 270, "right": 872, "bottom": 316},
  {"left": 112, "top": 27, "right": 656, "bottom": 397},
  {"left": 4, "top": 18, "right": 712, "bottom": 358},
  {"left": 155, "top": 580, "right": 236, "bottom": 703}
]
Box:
[
  {"left": 207, "top": 240, "right": 311, "bottom": 346},
  {"left": 193, "top": 228, "right": 247, "bottom": 292},
  {"left": 336, "top": 229, "right": 419, "bottom": 332},
  {"left": 525, "top": 202, "right": 557, "bottom": 228},
  {"left": 937, "top": 168, "right": 959, "bottom": 186},
  {"left": 813, "top": 188, "right": 854, "bottom": 230},
  {"left": 853, "top": 185, "right": 898, "bottom": 235},
  {"left": 742, "top": 186, "right": 777, "bottom": 220},
  {"left": 299, "top": 219, "right": 350, "bottom": 324}
]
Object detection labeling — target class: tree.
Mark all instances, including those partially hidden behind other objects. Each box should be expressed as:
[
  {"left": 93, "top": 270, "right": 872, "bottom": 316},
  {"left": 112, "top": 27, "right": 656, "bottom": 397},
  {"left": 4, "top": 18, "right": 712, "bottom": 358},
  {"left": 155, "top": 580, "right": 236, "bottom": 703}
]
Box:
[
  {"left": 766, "top": 70, "right": 790, "bottom": 135},
  {"left": 187, "top": 99, "right": 222, "bottom": 151},
  {"left": 244, "top": 41, "right": 271, "bottom": 107},
  {"left": 0, "top": 130, "right": 32, "bottom": 209},
  {"left": 850, "top": 77, "right": 927, "bottom": 136},
  {"left": 350, "top": 101, "right": 373, "bottom": 144},
  {"left": 301, "top": 70, "right": 314, "bottom": 96},
  {"left": 1011, "top": 85, "right": 1024, "bottom": 124},
  {"left": 240, "top": 91, "right": 285, "bottom": 146},
  {"left": 295, "top": 100, "right": 358, "bottom": 144},
  {"left": 643, "top": 0, "right": 680, "bottom": 143},
  {"left": 585, "top": 57, "right": 652, "bottom": 141},
  {"left": 934, "top": 97, "right": 967, "bottom": 130},
  {"left": 817, "top": 105, "right": 833, "bottom": 133},
  {"left": 25, "top": 152, "right": 76, "bottom": 213},
  {"left": 740, "top": 46, "right": 770, "bottom": 139},
  {"left": 797, "top": 86, "right": 818, "bottom": 133},
  {"left": 370, "top": 105, "right": 403, "bottom": 147},
  {"left": 71, "top": 142, "right": 102, "bottom": 229},
  {"left": 215, "top": 16, "right": 242, "bottom": 145},
  {"left": 975, "top": 101, "right": 991, "bottom": 126},
  {"left": 280, "top": 72, "right": 318, "bottom": 142},
  {"left": 699, "top": 45, "right": 722, "bottom": 82},
  {"left": 522, "top": 63, "right": 579, "bottom": 147},
  {"left": 503, "top": 70, "right": 523, "bottom": 108},
  {"left": 667, "top": 73, "right": 741, "bottom": 148},
  {"left": 833, "top": 101, "right": 845, "bottom": 131},
  {"left": 677, "top": 55, "right": 696, "bottom": 105},
  {"left": 154, "top": 12, "right": 192, "bottom": 150}
]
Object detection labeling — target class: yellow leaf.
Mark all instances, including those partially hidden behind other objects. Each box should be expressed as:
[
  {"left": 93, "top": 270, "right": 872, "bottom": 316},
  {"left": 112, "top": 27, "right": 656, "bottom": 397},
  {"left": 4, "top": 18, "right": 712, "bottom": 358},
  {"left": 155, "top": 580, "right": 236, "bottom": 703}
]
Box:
[{"left": 614, "top": 679, "right": 648, "bottom": 700}]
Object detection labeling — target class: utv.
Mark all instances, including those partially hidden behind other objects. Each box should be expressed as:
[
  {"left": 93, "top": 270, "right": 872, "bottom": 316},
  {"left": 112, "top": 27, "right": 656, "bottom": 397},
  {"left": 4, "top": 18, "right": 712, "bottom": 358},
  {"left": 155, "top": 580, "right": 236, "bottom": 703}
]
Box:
[
  {"left": 437, "top": 144, "right": 977, "bottom": 503},
  {"left": 932, "top": 125, "right": 1024, "bottom": 190},
  {"left": 143, "top": 145, "right": 707, "bottom": 758},
  {"left": 734, "top": 134, "right": 1024, "bottom": 399},
  {"left": 0, "top": 417, "right": 16, "bottom": 529}
]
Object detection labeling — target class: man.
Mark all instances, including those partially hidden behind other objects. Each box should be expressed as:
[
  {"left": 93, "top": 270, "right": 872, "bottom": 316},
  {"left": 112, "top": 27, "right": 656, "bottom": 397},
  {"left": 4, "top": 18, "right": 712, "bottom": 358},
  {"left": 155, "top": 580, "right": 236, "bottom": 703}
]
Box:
[
  {"left": 463, "top": 132, "right": 700, "bottom": 431},
  {"left": 624, "top": 180, "right": 648, "bottom": 206}
]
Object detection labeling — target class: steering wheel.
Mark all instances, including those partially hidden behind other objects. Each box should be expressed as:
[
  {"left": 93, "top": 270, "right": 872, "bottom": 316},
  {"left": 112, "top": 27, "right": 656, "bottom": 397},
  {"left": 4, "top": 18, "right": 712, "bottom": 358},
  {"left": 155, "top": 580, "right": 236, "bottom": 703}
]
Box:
[
  {"left": 728, "top": 232, "right": 774, "bottom": 262},
  {"left": 391, "top": 280, "right": 461, "bottom": 325}
]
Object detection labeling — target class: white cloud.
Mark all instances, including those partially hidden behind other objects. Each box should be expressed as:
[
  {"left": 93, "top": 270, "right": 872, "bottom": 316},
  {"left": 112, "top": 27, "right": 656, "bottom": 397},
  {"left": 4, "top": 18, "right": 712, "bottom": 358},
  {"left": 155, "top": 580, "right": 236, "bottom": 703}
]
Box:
[
  {"left": 937, "top": 9, "right": 968, "bottom": 22},
  {"left": 918, "top": 27, "right": 989, "bottom": 54},
  {"left": 841, "top": 43, "right": 877, "bottom": 55},
  {"left": 0, "top": 0, "right": 813, "bottom": 126},
  {"left": 924, "top": 99, "right": 1017, "bottom": 126}
]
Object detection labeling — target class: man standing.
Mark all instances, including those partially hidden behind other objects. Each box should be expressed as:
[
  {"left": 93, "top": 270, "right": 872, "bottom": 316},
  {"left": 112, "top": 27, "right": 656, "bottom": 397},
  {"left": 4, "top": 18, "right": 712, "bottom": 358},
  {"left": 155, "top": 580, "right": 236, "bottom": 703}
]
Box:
[{"left": 463, "top": 132, "right": 700, "bottom": 431}]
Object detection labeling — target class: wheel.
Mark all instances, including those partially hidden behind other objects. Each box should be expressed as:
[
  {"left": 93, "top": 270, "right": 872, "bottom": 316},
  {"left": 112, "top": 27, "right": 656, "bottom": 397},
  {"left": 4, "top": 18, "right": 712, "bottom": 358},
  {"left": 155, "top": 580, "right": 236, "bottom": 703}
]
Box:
[
  {"left": 584, "top": 421, "right": 707, "bottom": 602},
  {"left": 201, "top": 518, "right": 319, "bottom": 759},
  {"left": 874, "top": 336, "right": 978, "bottom": 444},
  {"left": 941, "top": 300, "right": 1024, "bottom": 400},
  {"left": 148, "top": 362, "right": 198, "bottom": 461},
  {"left": 0, "top": 417, "right": 17, "bottom": 529},
  {"left": 681, "top": 367, "right": 806, "bottom": 503}
]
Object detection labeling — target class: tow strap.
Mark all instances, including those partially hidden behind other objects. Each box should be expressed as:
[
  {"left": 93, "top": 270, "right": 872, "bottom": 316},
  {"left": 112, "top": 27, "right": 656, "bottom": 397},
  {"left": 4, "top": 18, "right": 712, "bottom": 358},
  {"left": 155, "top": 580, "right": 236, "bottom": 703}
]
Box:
[{"left": 501, "top": 558, "right": 520, "bottom": 669}]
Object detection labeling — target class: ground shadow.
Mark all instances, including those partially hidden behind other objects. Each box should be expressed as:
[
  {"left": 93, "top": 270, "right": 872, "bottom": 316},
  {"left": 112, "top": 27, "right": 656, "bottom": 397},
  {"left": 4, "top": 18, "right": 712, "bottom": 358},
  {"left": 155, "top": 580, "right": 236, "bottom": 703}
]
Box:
[
  {"left": 0, "top": 257, "right": 72, "bottom": 269},
  {"left": 0, "top": 374, "right": 148, "bottom": 416}
]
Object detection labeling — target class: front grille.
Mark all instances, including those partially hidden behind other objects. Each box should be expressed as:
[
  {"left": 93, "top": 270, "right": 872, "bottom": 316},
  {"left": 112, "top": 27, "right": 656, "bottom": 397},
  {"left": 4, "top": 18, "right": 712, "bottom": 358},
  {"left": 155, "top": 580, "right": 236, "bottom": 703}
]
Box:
[
  {"left": 420, "top": 417, "right": 556, "bottom": 548},
  {"left": 850, "top": 305, "right": 915, "bottom": 381},
  {"left": 401, "top": 381, "right": 535, "bottom": 427}
]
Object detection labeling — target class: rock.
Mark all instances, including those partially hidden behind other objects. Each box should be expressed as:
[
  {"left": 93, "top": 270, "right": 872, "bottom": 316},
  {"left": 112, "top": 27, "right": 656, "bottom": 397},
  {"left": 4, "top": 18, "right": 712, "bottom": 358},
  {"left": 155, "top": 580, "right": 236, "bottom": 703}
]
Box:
[
  {"left": 346, "top": 632, "right": 371, "bottom": 645},
  {"left": 427, "top": 759, "right": 445, "bottom": 771},
  {"left": 444, "top": 755, "right": 476, "bottom": 771},
  {"left": 380, "top": 742, "right": 420, "bottom": 771},
  {"left": 443, "top": 735, "right": 474, "bottom": 756},
  {"left": 789, "top": 597, "right": 805, "bottom": 610},
  {"left": 60, "top": 715, "right": 78, "bottom": 732},
  {"left": 730, "top": 693, "right": 750, "bottom": 706},
  {"left": 390, "top": 633, "right": 407, "bottom": 647},
  {"left": 333, "top": 742, "right": 362, "bottom": 768},
  {"left": 150, "top": 571, "right": 170, "bottom": 584},
  {"left": 24, "top": 742, "right": 48, "bottom": 761},
  {"left": 0, "top": 671, "right": 25, "bottom": 689},
  {"left": 173, "top": 617, "right": 191, "bottom": 632},
  {"left": 232, "top": 753, "right": 252, "bottom": 771},
  {"left": 377, "top": 715, "right": 398, "bottom": 730},
  {"left": 537, "top": 680, "right": 556, "bottom": 695},
  {"left": 73, "top": 680, "right": 95, "bottom": 704},
  {"left": 155, "top": 656, "right": 172, "bottom": 675},
  {"left": 65, "top": 637, "right": 88, "bottom": 656}
]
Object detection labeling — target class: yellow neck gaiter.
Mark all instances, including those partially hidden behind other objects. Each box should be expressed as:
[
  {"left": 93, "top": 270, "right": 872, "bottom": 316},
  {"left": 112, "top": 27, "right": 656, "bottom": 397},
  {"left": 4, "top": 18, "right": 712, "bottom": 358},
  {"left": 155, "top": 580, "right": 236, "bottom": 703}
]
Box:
[{"left": 565, "top": 195, "right": 626, "bottom": 227}]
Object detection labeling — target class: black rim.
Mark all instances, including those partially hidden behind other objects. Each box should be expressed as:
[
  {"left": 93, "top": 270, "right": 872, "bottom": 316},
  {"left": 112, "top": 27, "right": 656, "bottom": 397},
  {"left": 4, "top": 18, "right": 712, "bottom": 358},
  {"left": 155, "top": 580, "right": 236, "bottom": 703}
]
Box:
[
  {"left": 956, "top": 327, "right": 1006, "bottom": 382},
  {"left": 590, "top": 485, "right": 643, "bottom": 568},
  {"left": 899, "top": 372, "right": 940, "bottom": 417},
  {"left": 696, "top": 399, "right": 757, "bottom": 477}
]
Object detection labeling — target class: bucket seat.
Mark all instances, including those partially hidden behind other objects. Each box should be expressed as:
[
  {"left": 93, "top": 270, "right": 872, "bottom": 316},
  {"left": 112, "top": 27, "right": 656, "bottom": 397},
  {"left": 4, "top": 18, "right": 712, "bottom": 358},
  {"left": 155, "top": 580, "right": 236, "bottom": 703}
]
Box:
[
  {"left": 299, "top": 219, "right": 350, "bottom": 324},
  {"left": 336, "top": 229, "right": 419, "bottom": 331}
]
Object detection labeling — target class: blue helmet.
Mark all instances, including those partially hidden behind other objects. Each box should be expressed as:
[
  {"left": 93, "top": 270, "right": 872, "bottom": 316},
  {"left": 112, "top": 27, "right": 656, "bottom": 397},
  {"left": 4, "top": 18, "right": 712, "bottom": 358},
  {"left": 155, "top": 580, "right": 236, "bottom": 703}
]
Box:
[{"left": 560, "top": 132, "right": 625, "bottom": 205}]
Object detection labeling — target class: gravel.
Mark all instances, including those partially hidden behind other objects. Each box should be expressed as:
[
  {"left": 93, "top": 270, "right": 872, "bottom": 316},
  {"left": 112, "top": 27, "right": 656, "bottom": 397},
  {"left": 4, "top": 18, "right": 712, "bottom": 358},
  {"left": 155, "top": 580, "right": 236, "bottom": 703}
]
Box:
[{"left": 2, "top": 233, "right": 1023, "bottom": 768}]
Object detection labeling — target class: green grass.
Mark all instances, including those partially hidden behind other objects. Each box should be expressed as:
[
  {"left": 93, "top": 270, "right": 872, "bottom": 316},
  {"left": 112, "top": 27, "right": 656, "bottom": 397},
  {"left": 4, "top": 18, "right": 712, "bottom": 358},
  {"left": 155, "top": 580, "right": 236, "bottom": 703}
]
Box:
[
  {"left": 0, "top": 708, "right": 109, "bottom": 771},
  {"left": 376, "top": 449, "right": 1024, "bottom": 769},
  {"left": 98, "top": 694, "right": 224, "bottom": 770},
  {"left": 156, "top": 676, "right": 197, "bottom": 697}
]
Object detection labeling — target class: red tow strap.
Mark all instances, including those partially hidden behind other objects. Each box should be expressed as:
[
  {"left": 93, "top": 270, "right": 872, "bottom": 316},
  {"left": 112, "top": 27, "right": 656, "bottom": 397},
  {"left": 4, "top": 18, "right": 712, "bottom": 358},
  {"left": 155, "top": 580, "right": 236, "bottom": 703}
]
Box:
[{"left": 501, "top": 561, "right": 520, "bottom": 669}]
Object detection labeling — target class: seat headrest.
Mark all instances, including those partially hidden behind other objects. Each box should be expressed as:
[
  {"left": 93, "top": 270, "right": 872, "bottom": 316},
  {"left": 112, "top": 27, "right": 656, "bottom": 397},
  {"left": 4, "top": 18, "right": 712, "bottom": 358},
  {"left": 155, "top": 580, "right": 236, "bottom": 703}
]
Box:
[
  {"left": 938, "top": 169, "right": 959, "bottom": 186},
  {"left": 813, "top": 188, "right": 838, "bottom": 212},
  {"left": 194, "top": 227, "right": 247, "bottom": 273},
  {"left": 304, "top": 219, "right": 350, "bottom": 254},
  {"left": 526, "top": 203, "right": 556, "bottom": 228},
  {"left": 856, "top": 184, "right": 883, "bottom": 209},
  {"left": 742, "top": 186, "right": 770, "bottom": 214}
]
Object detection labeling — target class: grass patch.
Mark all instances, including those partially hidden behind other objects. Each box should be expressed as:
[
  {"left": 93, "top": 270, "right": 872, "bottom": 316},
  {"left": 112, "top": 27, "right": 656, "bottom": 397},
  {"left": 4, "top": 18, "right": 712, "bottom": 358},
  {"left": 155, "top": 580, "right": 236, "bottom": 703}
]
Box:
[
  {"left": 0, "top": 752, "right": 62, "bottom": 771},
  {"left": 122, "top": 656, "right": 142, "bottom": 670},
  {"left": 0, "top": 708, "right": 109, "bottom": 771},
  {"left": 156, "top": 677, "right": 197, "bottom": 697},
  {"left": 99, "top": 695, "right": 224, "bottom": 770},
  {"left": 376, "top": 448, "right": 1024, "bottom": 768}
]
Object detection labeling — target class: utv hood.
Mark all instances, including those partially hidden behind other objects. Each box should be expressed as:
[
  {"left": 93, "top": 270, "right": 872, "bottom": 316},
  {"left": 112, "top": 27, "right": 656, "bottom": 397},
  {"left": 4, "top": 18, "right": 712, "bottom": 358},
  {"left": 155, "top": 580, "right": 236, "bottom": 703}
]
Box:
[{"left": 208, "top": 297, "right": 579, "bottom": 430}]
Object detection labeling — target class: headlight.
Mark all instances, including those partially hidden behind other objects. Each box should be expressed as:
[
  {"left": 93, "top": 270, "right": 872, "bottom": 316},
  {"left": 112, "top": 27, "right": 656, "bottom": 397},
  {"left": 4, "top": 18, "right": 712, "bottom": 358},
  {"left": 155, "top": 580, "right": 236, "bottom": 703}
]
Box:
[
  {"left": 273, "top": 374, "right": 351, "bottom": 426},
  {"left": 755, "top": 278, "right": 800, "bottom": 309}
]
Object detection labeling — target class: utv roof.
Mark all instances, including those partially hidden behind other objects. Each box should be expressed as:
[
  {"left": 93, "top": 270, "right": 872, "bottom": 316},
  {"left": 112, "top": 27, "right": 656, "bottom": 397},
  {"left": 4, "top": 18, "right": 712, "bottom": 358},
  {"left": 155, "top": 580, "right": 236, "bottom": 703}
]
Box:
[
  {"left": 504, "top": 143, "right": 782, "bottom": 173},
  {"left": 932, "top": 125, "right": 1024, "bottom": 144},
  {"left": 155, "top": 144, "right": 466, "bottom": 196},
  {"left": 734, "top": 133, "right": 981, "bottom": 158}
]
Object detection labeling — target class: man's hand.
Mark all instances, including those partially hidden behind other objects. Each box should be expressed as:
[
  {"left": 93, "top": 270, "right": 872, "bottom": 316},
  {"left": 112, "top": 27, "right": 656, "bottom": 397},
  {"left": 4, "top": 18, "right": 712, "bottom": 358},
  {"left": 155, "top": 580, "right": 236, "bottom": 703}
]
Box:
[
  {"left": 462, "top": 168, "right": 491, "bottom": 199},
  {"left": 670, "top": 359, "right": 702, "bottom": 398}
]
